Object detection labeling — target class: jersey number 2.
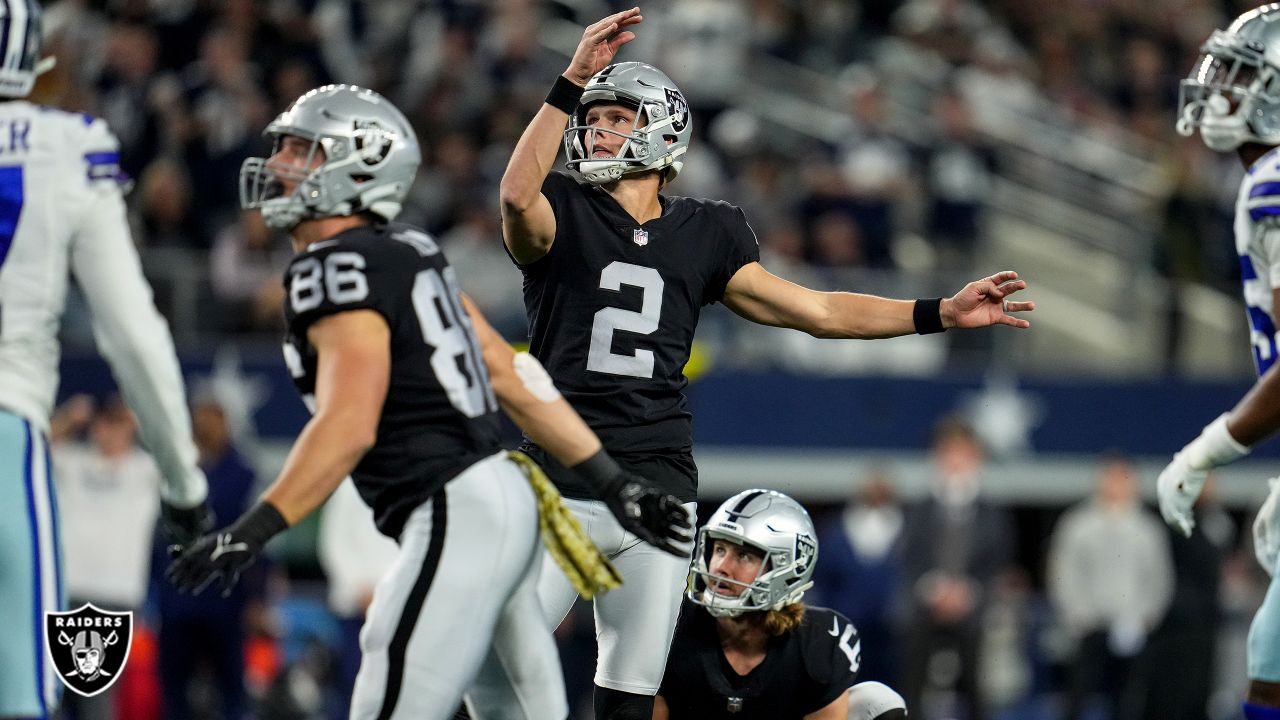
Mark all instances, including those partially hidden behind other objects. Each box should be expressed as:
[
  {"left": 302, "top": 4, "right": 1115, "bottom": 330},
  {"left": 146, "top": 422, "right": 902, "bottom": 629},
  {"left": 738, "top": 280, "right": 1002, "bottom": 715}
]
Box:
[{"left": 587, "top": 261, "right": 664, "bottom": 378}]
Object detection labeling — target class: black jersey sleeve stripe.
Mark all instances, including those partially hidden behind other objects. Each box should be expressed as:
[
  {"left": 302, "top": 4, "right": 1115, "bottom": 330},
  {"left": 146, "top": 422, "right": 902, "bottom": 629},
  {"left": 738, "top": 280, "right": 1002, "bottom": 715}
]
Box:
[{"left": 376, "top": 489, "right": 448, "bottom": 720}]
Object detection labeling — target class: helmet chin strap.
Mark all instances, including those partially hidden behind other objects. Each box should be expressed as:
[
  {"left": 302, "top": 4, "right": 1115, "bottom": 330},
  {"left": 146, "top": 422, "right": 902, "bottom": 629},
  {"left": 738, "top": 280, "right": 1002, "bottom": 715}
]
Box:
[{"left": 1200, "top": 93, "right": 1250, "bottom": 151}]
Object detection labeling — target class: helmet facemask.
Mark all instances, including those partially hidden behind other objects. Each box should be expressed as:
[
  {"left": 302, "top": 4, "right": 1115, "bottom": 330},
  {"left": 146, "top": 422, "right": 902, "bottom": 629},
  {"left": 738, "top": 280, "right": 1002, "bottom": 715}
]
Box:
[{"left": 1178, "top": 29, "right": 1280, "bottom": 151}]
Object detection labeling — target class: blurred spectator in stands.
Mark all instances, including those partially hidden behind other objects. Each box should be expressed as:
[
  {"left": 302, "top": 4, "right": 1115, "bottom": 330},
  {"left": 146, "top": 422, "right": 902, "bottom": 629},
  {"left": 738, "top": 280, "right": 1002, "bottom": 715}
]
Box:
[
  {"left": 51, "top": 394, "right": 162, "bottom": 720},
  {"left": 918, "top": 88, "right": 996, "bottom": 271},
  {"left": 181, "top": 25, "right": 272, "bottom": 235},
  {"left": 95, "top": 23, "right": 167, "bottom": 181},
  {"left": 897, "top": 415, "right": 1013, "bottom": 720},
  {"left": 812, "top": 468, "right": 904, "bottom": 685},
  {"left": 1142, "top": 477, "right": 1233, "bottom": 720},
  {"left": 439, "top": 202, "right": 526, "bottom": 339},
  {"left": 153, "top": 392, "right": 264, "bottom": 720},
  {"left": 653, "top": 0, "right": 750, "bottom": 123},
  {"left": 209, "top": 210, "right": 290, "bottom": 335},
  {"left": 834, "top": 73, "right": 911, "bottom": 268},
  {"left": 317, "top": 480, "right": 397, "bottom": 720},
  {"left": 1046, "top": 452, "right": 1173, "bottom": 720},
  {"left": 133, "top": 156, "right": 204, "bottom": 249},
  {"left": 892, "top": 0, "right": 995, "bottom": 66}
]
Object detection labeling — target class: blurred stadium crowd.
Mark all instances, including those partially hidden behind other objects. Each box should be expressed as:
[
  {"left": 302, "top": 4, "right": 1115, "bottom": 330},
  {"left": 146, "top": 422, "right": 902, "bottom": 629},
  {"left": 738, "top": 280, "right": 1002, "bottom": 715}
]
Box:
[
  {"left": 36, "top": 0, "right": 1280, "bottom": 719},
  {"left": 35, "top": 0, "right": 1260, "bottom": 363}
]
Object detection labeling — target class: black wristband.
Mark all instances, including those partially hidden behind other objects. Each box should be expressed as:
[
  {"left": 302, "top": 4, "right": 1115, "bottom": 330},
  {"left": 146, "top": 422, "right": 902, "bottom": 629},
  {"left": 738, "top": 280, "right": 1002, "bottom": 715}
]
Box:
[
  {"left": 229, "top": 501, "right": 288, "bottom": 549},
  {"left": 545, "top": 75, "right": 585, "bottom": 115},
  {"left": 913, "top": 298, "right": 945, "bottom": 335},
  {"left": 571, "top": 448, "right": 624, "bottom": 494}
]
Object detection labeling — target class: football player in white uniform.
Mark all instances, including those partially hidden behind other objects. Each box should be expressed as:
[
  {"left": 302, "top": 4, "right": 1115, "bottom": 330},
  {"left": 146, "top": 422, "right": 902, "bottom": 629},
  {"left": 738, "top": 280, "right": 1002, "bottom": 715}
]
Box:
[
  {"left": 0, "top": 1, "right": 211, "bottom": 717},
  {"left": 1166, "top": 5, "right": 1280, "bottom": 717}
]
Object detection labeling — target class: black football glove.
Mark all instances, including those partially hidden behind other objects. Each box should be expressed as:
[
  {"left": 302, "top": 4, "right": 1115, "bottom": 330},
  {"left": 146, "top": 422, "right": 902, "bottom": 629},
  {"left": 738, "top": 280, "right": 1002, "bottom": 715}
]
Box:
[
  {"left": 574, "top": 450, "right": 693, "bottom": 557},
  {"left": 166, "top": 501, "right": 287, "bottom": 597},
  {"left": 159, "top": 498, "right": 214, "bottom": 547}
]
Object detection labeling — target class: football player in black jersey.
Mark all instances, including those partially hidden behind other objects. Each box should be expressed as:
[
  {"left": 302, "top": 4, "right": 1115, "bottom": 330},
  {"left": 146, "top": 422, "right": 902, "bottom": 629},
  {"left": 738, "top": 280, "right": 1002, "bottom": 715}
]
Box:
[
  {"left": 166, "top": 84, "right": 690, "bottom": 720},
  {"left": 656, "top": 489, "right": 907, "bottom": 720},
  {"left": 498, "top": 8, "right": 1033, "bottom": 719}
]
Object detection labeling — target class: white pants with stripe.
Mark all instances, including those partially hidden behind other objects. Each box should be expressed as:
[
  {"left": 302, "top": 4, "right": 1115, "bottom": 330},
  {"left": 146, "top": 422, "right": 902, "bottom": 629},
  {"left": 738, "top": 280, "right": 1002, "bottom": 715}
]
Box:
[
  {"left": 349, "top": 451, "right": 567, "bottom": 720},
  {"left": 536, "top": 498, "right": 696, "bottom": 695},
  {"left": 0, "top": 409, "right": 64, "bottom": 718}
]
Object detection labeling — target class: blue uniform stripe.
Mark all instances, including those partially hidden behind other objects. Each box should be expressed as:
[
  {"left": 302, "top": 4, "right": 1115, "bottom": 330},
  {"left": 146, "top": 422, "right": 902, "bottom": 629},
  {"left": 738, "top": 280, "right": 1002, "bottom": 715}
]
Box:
[
  {"left": 1250, "top": 206, "right": 1280, "bottom": 222},
  {"left": 20, "top": 420, "right": 46, "bottom": 718},
  {"left": 1249, "top": 181, "right": 1280, "bottom": 199},
  {"left": 83, "top": 151, "right": 118, "bottom": 166},
  {"left": 41, "top": 434, "right": 61, "bottom": 711},
  {"left": 1242, "top": 254, "right": 1259, "bottom": 280},
  {"left": 0, "top": 166, "right": 22, "bottom": 268}
]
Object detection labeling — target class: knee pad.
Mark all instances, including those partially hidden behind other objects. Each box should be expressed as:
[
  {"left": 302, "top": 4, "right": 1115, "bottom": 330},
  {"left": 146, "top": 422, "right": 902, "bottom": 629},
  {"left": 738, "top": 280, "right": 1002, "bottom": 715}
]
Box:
[{"left": 594, "top": 686, "right": 653, "bottom": 720}]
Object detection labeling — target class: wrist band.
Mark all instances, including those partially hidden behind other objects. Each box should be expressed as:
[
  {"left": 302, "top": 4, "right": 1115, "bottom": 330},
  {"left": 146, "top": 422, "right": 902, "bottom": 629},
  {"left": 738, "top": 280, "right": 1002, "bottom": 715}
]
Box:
[
  {"left": 913, "top": 298, "right": 945, "bottom": 335},
  {"left": 545, "top": 75, "right": 585, "bottom": 115},
  {"left": 571, "top": 448, "right": 623, "bottom": 491},
  {"left": 231, "top": 501, "right": 289, "bottom": 548}
]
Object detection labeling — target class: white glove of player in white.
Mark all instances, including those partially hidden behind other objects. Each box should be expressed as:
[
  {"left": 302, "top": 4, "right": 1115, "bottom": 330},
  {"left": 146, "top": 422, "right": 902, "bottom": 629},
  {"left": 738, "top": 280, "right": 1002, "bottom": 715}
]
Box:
[
  {"left": 1253, "top": 477, "right": 1280, "bottom": 577},
  {"left": 1158, "top": 414, "right": 1249, "bottom": 538}
]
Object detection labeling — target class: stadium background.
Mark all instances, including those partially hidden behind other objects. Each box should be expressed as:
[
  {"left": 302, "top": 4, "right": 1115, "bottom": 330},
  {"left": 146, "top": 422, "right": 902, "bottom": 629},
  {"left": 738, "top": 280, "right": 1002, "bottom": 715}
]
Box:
[{"left": 36, "top": 0, "right": 1280, "bottom": 718}]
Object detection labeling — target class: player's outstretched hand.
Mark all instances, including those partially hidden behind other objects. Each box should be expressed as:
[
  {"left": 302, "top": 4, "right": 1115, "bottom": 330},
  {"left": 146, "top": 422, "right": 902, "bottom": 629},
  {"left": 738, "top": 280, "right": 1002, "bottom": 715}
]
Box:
[
  {"left": 946, "top": 270, "right": 1034, "bottom": 329},
  {"left": 159, "top": 498, "right": 214, "bottom": 548},
  {"left": 565, "top": 7, "right": 643, "bottom": 86},
  {"left": 166, "top": 501, "right": 287, "bottom": 596},
  {"left": 602, "top": 472, "right": 693, "bottom": 557},
  {"left": 1157, "top": 450, "right": 1206, "bottom": 538}
]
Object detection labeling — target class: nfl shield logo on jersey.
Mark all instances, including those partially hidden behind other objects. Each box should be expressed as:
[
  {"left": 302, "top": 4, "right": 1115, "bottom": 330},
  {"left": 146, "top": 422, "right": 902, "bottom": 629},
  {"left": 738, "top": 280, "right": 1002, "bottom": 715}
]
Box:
[
  {"left": 633, "top": 228, "right": 649, "bottom": 247},
  {"left": 45, "top": 604, "right": 133, "bottom": 697}
]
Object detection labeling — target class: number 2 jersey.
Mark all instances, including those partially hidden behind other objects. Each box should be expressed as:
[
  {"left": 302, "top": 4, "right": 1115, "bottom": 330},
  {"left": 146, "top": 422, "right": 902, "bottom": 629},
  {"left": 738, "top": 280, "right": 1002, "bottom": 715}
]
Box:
[
  {"left": 516, "top": 170, "right": 760, "bottom": 501},
  {"left": 1236, "top": 147, "right": 1280, "bottom": 377},
  {"left": 282, "top": 222, "right": 502, "bottom": 540},
  {"left": 659, "top": 600, "right": 861, "bottom": 719}
]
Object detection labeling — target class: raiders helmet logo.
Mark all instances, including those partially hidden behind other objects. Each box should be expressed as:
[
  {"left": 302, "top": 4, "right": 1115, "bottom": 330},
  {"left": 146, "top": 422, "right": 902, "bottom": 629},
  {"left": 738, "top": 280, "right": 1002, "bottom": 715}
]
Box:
[
  {"left": 352, "top": 120, "right": 395, "bottom": 168},
  {"left": 795, "top": 534, "right": 817, "bottom": 573},
  {"left": 45, "top": 604, "right": 133, "bottom": 697},
  {"left": 664, "top": 88, "right": 689, "bottom": 133}
]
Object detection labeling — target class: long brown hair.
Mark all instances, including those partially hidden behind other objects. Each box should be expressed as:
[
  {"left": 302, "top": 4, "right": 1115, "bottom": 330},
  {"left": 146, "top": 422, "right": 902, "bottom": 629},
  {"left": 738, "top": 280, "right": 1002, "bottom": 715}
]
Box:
[{"left": 762, "top": 602, "right": 806, "bottom": 636}]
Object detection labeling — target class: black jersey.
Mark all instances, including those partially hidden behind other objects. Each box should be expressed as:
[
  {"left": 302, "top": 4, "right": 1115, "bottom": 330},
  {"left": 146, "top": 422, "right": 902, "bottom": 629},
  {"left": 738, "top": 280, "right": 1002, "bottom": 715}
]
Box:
[
  {"left": 659, "top": 601, "right": 861, "bottom": 719},
  {"left": 282, "top": 222, "right": 502, "bottom": 540},
  {"left": 517, "top": 171, "right": 760, "bottom": 500}
]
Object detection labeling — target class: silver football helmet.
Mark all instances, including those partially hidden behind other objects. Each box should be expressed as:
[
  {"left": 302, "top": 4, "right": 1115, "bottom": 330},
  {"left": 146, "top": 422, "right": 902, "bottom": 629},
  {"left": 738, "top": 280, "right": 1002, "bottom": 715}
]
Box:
[
  {"left": 687, "top": 489, "right": 818, "bottom": 618},
  {"left": 563, "top": 62, "right": 692, "bottom": 185},
  {"left": 0, "top": 0, "right": 53, "bottom": 98},
  {"left": 1177, "top": 3, "right": 1280, "bottom": 151},
  {"left": 240, "top": 84, "right": 420, "bottom": 229}
]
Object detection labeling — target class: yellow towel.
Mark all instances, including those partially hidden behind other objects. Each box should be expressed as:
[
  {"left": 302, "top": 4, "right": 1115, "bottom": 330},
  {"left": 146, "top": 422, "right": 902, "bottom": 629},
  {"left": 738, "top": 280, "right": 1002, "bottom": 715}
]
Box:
[{"left": 508, "top": 451, "right": 622, "bottom": 599}]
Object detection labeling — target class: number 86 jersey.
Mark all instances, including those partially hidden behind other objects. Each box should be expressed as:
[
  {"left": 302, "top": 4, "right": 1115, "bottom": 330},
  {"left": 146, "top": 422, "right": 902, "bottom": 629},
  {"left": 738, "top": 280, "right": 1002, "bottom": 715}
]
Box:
[
  {"left": 283, "top": 222, "right": 502, "bottom": 540},
  {"left": 516, "top": 171, "right": 760, "bottom": 500}
]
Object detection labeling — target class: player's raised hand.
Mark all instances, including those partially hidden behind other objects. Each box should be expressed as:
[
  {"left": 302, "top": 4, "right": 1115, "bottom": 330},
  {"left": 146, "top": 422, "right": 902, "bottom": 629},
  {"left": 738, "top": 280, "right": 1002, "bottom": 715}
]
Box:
[
  {"left": 944, "top": 270, "right": 1034, "bottom": 329},
  {"left": 565, "top": 7, "right": 642, "bottom": 86}
]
